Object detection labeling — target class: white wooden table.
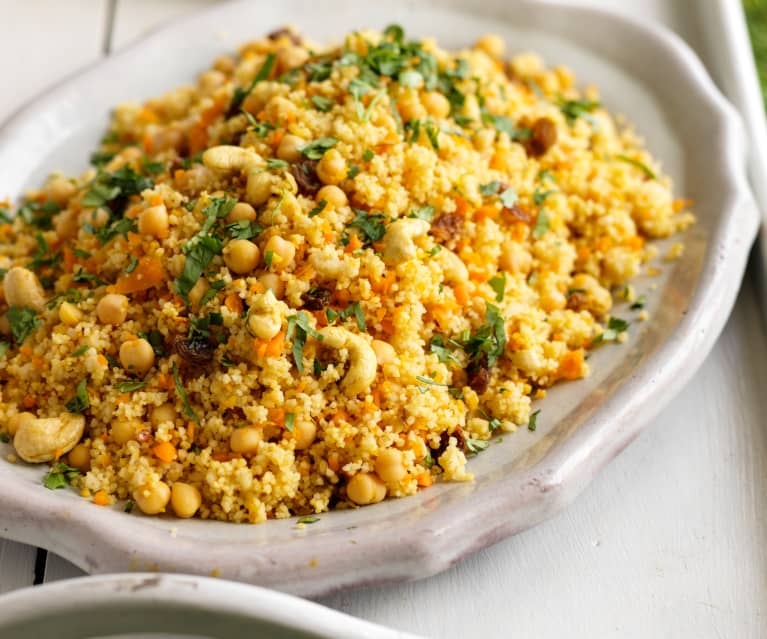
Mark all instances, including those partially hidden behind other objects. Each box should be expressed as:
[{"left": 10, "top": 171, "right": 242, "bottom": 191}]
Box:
[{"left": 1, "top": 1, "right": 766, "bottom": 637}]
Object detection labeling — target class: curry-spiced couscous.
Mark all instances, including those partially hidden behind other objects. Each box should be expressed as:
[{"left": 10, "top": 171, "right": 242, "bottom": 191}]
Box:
[{"left": 0, "top": 26, "right": 693, "bottom": 522}]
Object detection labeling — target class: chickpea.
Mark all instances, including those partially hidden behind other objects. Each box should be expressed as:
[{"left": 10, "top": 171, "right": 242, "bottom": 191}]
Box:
[
  {"left": 264, "top": 96, "right": 297, "bottom": 124},
  {"left": 213, "top": 55, "right": 235, "bottom": 74},
  {"left": 258, "top": 272, "right": 284, "bottom": 298},
  {"left": 47, "top": 176, "right": 77, "bottom": 206},
  {"left": 226, "top": 202, "right": 256, "bottom": 223},
  {"left": 58, "top": 301, "right": 82, "bottom": 327},
  {"left": 346, "top": 472, "right": 387, "bottom": 506},
  {"left": 375, "top": 448, "right": 407, "bottom": 484},
  {"left": 198, "top": 69, "right": 226, "bottom": 94},
  {"left": 316, "top": 148, "right": 347, "bottom": 185},
  {"left": 119, "top": 338, "right": 155, "bottom": 374},
  {"left": 67, "top": 443, "right": 91, "bottom": 472},
  {"left": 293, "top": 419, "right": 316, "bottom": 450},
  {"left": 422, "top": 91, "right": 451, "bottom": 119},
  {"left": 224, "top": 239, "right": 260, "bottom": 274},
  {"left": 7, "top": 412, "right": 35, "bottom": 437},
  {"left": 246, "top": 171, "right": 275, "bottom": 206},
  {"left": 475, "top": 33, "right": 505, "bottom": 59},
  {"left": 133, "top": 481, "right": 171, "bottom": 515},
  {"left": 371, "top": 339, "right": 396, "bottom": 366},
  {"left": 187, "top": 278, "right": 210, "bottom": 309},
  {"left": 150, "top": 404, "right": 176, "bottom": 428},
  {"left": 230, "top": 427, "right": 262, "bottom": 455},
  {"left": 97, "top": 294, "right": 129, "bottom": 325},
  {"left": 4, "top": 266, "right": 46, "bottom": 311},
  {"left": 316, "top": 185, "right": 347, "bottom": 209},
  {"left": 263, "top": 235, "right": 295, "bottom": 271},
  {"left": 112, "top": 419, "right": 139, "bottom": 445},
  {"left": 276, "top": 45, "right": 309, "bottom": 72},
  {"left": 138, "top": 204, "right": 169, "bottom": 239},
  {"left": 277, "top": 134, "right": 306, "bottom": 163},
  {"left": 171, "top": 482, "right": 202, "bottom": 519}
]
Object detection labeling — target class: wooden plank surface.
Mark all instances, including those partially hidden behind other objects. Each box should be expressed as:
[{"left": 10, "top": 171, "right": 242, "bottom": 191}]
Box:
[{"left": 1, "top": 2, "right": 766, "bottom": 638}]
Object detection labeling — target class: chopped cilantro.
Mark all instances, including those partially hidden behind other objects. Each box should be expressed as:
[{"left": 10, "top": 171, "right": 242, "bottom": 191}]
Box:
[
  {"left": 429, "top": 334, "right": 460, "bottom": 366},
  {"left": 532, "top": 209, "right": 549, "bottom": 239},
  {"left": 142, "top": 158, "right": 165, "bottom": 174},
  {"left": 480, "top": 181, "right": 502, "bottom": 197},
  {"left": 409, "top": 205, "right": 435, "bottom": 221},
  {"left": 499, "top": 187, "right": 518, "bottom": 209},
  {"left": 124, "top": 499, "right": 135, "bottom": 513},
  {"left": 363, "top": 148, "right": 375, "bottom": 162},
  {"left": 264, "top": 249, "right": 274, "bottom": 269},
  {"left": 347, "top": 164, "right": 360, "bottom": 179},
  {"left": 125, "top": 255, "right": 139, "bottom": 274},
  {"left": 462, "top": 302, "right": 507, "bottom": 367},
  {"left": 65, "top": 379, "right": 90, "bottom": 414},
  {"left": 299, "top": 137, "right": 339, "bottom": 160},
  {"left": 115, "top": 380, "right": 147, "bottom": 393},
  {"left": 7, "top": 306, "right": 40, "bottom": 345},
  {"left": 242, "top": 110, "right": 275, "bottom": 137},
  {"left": 482, "top": 113, "right": 531, "bottom": 141},
  {"left": 591, "top": 317, "right": 630, "bottom": 345},
  {"left": 347, "top": 209, "right": 387, "bottom": 244},
  {"left": 630, "top": 295, "right": 646, "bottom": 310},
  {"left": 285, "top": 412, "right": 296, "bottom": 432},
  {"left": 286, "top": 311, "right": 323, "bottom": 372},
  {"left": 616, "top": 155, "right": 657, "bottom": 180},
  {"left": 297, "top": 516, "right": 320, "bottom": 524},
  {"left": 43, "top": 462, "right": 81, "bottom": 490},
  {"left": 488, "top": 272, "right": 506, "bottom": 302},
  {"left": 533, "top": 189, "right": 555, "bottom": 207},
  {"left": 528, "top": 409, "right": 541, "bottom": 432},
  {"left": 71, "top": 345, "right": 91, "bottom": 357},
  {"left": 308, "top": 199, "right": 327, "bottom": 218},
  {"left": 18, "top": 199, "right": 60, "bottom": 230},
  {"left": 558, "top": 97, "right": 600, "bottom": 126},
  {"left": 266, "top": 158, "right": 289, "bottom": 170},
  {"left": 172, "top": 361, "right": 200, "bottom": 424},
  {"left": 227, "top": 52, "right": 276, "bottom": 117},
  {"left": 466, "top": 438, "right": 489, "bottom": 454},
  {"left": 311, "top": 95, "right": 334, "bottom": 112}
]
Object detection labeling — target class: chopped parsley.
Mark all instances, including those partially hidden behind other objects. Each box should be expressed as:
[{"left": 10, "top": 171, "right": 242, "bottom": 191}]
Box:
[
  {"left": 558, "top": 97, "right": 600, "bottom": 126},
  {"left": 18, "top": 199, "right": 60, "bottom": 230},
  {"left": 480, "top": 181, "right": 502, "bottom": 197},
  {"left": 142, "top": 158, "right": 165, "bottom": 174},
  {"left": 286, "top": 311, "right": 323, "bottom": 373},
  {"left": 462, "top": 302, "right": 507, "bottom": 367},
  {"left": 124, "top": 499, "right": 135, "bottom": 513},
  {"left": 363, "top": 148, "right": 375, "bottom": 162},
  {"left": 482, "top": 113, "right": 531, "bottom": 141},
  {"left": 299, "top": 137, "right": 339, "bottom": 160},
  {"left": 266, "top": 158, "right": 289, "bottom": 170},
  {"left": 8, "top": 306, "right": 40, "bottom": 345},
  {"left": 310, "top": 95, "right": 334, "bottom": 112},
  {"left": 115, "top": 380, "right": 148, "bottom": 393},
  {"left": 43, "top": 462, "right": 82, "bottom": 490},
  {"left": 297, "top": 516, "right": 320, "bottom": 524},
  {"left": 347, "top": 164, "right": 360, "bottom": 179},
  {"left": 65, "top": 379, "right": 90, "bottom": 414},
  {"left": 409, "top": 205, "right": 435, "bottom": 221},
  {"left": 285, "top": 412, "right": 296, "bottom": 432},
  {"left": 325, "top": 301, "right": 366, "bottom": 331},
  {"left": 71, "top": 345, "right": 91, "bottom": 357},
  {"left": 630, "top": 295, "right": 646, "bottom": 310},
  {"left": 532, "top": 209, "right": 549, "bottom": 239},
  {"left": 429, "top": 334, "right": 460, "bottom": 366},
  {"left": 308, "top": 199, "right": 327, "bottom": 218},
  {"left": 346, "top": 209, "right": 387, "bottom": 245},
  {"left": 226, "top": 219, "right": 264, "bottom": 240},
  {"left": 82, "top": 166, "right": 153, "bottom": 209},
  {"left": 125, "top": 255, "right": 139, "bottom": 274},
  {"left": 89, "top": 216, "right": 137, "bottom": 245},
  {"left": 499, "top": 187, "right": 518, "bottom": 209},
  {"left": 527, "top": 409, "right": 541, "bottom": 432},
  {"left": 533, "top": 189, "right": 556, "bottom": 207},
  {"left": 591, "top": 317, "right": 630, "bottom": 345},
  {"left": 415, "top": 375, "right": 463, "bottom": 399},
  {"left": 264, "top": 249, "right": 274, "bottom": 269},
  {"left": 616, "top": 155, "right": 657, "bottom": 180},
  {"left": 227, "top": 52, "right": 276, "bottom": 117},
  {"left": 466, "top": 438, "right": 489, "bottom": 454},
  {"left": 488, "top": 272, "right": 506, "bottom": 302},
  {"left": 172, "top": 361, "right": 200, "bottom": 424}
]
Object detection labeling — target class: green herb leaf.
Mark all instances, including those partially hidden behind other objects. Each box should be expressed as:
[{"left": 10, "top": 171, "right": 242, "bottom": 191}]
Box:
[
  {"left": 480, "top": 181, "right": 502, "bottom": 197},
  {"left": 116, "top": 380, "right": 147, "bottom": 393},
  {"left": 7, "top": 306, "right": 40, "bottom": 345},
  {"left": 299, "top": 137, "right": 339, "bottom": 160},
  {"left": 566, "top": 287, "right": 586, "bottom": 299},
  {"left": 125, "top": 255, "right": 139, "bottom": 274},
  {"left": 266, "top": 158, "right": 289, "bottom": 170},
  {"left": 466, "top": 438, "right": 489, "bottom": 454},
  {"left": 71, "top": 345, "right": 91, "bottom": 357},
  {"left": 226, "top": 219, "right": 264, "bottom": 241},
  {"left": 347, "top": 164, "right": 360, "bottom": 180},
  {"left": 311, "top": 95, "right": 334, "bottom": 112},
  {"left": 429, "top": 334, "right": 460, "bottom": 366},
  {"left": 286, "top": 311, "right": 323, "bottom": 373},
  {"left": 528, "top": 409, "right": 540, "bottom": 432},
  {"left": 172, "top": 361, "right": 200, "bottom": 424},
  {"left": 533, "top": 189, "right": 555, "bottom": 207},
  {"left": 228, "top": 52, "right": 276, "bottom": 116},
  {"left": 297, "top": 515, "right": 320, "bottom": 524},
  {"left": 558, "top": 97, "right": 600, "bottom": 126},
  {"left": 532, "top": 209, "right": 549, "bottom": 239},
  {"left": 0, "top": 341, "right": 9, "bottom": 358},
  {"left": 43, "top": 462, "right": 82, "bottom": 490},
  {"left": 488, "top": 272, "right": 506, "bottom": 302},
  {"left": 348, "top": 209, "right": 387, "bottom": 244},
  {"left": 616, "top": 154, "right": 657, "bottom": 180},
  {"left": 142, "top": 158, "right": 165, "bottom": 174},
  {"left": 65, "top": 379, "right": 90, "bottom": 414},
  {"left": 308, "top": 199, "right": 327, "bottom": 218},
  {"left": 124, "top": 499, "right": 134, "bottom": 513},
  {"left": 630, "top": 295, "right": 646, "bottom": 310},
  {"left": 482, "top": 113, "right": 531, "bottom": 141},
  {"left": 285, "top": 412, "right": 296, "bottom": 432},
  {"left": 462, "top": 302, "right": 507, "bottom": 367},
  {"left": 363, "top": 148, "right": 375, "bottom": 162},
  {"left": 18, "top": 200, "right": 60, "bottom": 230},
  {"left": 409, "top": 205, "right": 435, "bottom": 221},
  {"left": 499, "top": 187, "right": 518, "bottom": 209}
]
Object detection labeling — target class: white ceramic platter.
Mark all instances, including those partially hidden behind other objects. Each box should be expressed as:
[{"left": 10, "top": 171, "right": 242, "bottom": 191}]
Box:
[
  {"left": 0, "top": 573, "right": 423, "bottom": 639},
  {"left": 0, "top": 0, "right": 759, "bottom": 596}
]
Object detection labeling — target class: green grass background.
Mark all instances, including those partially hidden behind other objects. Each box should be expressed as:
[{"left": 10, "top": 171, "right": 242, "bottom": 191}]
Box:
[{"left": 745, "top": 0, "right": 767, "bottom": 107}]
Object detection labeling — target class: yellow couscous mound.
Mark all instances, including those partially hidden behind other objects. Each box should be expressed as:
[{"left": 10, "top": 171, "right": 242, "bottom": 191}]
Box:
[{"left": 0, "top": 27, "right": 693, "bottom": 522}]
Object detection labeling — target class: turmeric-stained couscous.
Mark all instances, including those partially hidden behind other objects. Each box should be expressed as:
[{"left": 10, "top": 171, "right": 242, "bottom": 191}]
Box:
[{"left": 0, "top": 26, "right": 693, "bottom": 522}]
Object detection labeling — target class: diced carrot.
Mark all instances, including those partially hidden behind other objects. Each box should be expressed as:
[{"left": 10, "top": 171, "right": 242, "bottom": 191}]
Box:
[
  {"left": 174, "top": 169, "right": 186, "bottom": 181},
  {"left": 187, "top": 124, "right": 208, "bottom": 155},
  {"left": 453, "top": 283, "right": 469, "bottom": 306},
  {"left": 150, "top": 194, "right": 163, "bottom": 206},
  {"left": 474, "top": 205, "right": 499, "bottom": 222},
  {"left": 225, "top": 293, "right": 244, "bottom": 314},
  {"left": 32, "top": 356, "right": 44, "bottom": 369},
  {"left": 416, "top": 471, "right": 433, "bottom": 487},
  {"left": 327, "top": 452, "right": 341, "bottom": 473},
  {"left": 97, "top": 354, "right": 108, "bottom": 367},
  {"left": 266, "top": 330, "right": 285, "bottom": 358},
  {"left": 62, "top": 246, "right": 76, "bottom": 273},
  {"left": 577, "top": 246, "right": 591, "bottom": 261},
  {"left": 187, "top": 421, "right": 195, "bottom": 441},
  {"left": 254, "top": 339, "right": 268, "bottom": 359},
  {"left": 624, "top": 236, "right": 644, "bottom": 250},
  {"left": 333, "top": 288, "right": 351, "bottom": 304},
  {"left": 595, "top": 237, "right": 613, "bottom": 253},
  {"left": 19, "top": 346, "right": 32, "bottom": 357},
  {"left": 558, "top": 349, "right": 585, "bottom": 381},
  {"left": 111, "top": 256, "right": 165, "bottom": 294},
  {"left": 93, "top": 491, "right": 111, "bottom": 506},
  {"left": 295, "top": 380, "right": 307, "bottom": 393},
  {"left": 212, "top": 452, "right": 241, "bottom": 462},
  {"left": 453, "top": 196, "right": 469, "bottom": 217},
  {"left": 345, "top": 234, "right": 362, "bottom": 253},
  {"left": 269, "top": 408, "right": 286, "bottom": 426},
  {"left": 142, "top": 132, "right": 153, "bottom": 154},
  {"left": 153, "top": 441, "right": 177, "bottom": 463}
]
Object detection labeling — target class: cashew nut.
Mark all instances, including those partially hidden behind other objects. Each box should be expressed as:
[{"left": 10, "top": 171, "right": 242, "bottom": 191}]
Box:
[
  {"left": 382, "top": 218, "right": 430, "bottom": 265},
  {"left": 319, "top": 327, "right": 377, "bottom": 396},
  {"left": 13, "top": 413, "right": 86, "bottom": 463},
  {"left": 436, "top": 247, "right": 469, "bottom": 283},
  {"left": 246, "top": 289, "right": 284, "bottom": 339},
  {"left": 4, "top": 267, "right": 46, "bottom": 311},
  {"left": 202, "top": 145, "right": 273, "bottom": 207}
]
